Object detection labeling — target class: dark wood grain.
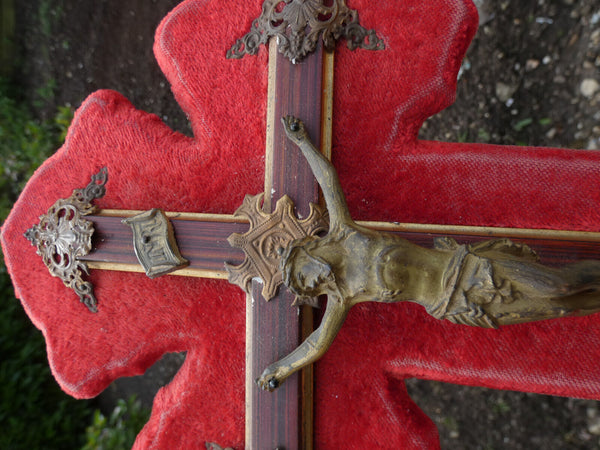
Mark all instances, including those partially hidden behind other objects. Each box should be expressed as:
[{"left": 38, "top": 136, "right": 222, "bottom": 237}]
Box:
[
  {"left": 82, "top": 215, "right": 247, "bottom": 271},
  {"left": 84, "top": 216, "right": 600, "bottom": 271},
  {"left": 248, "top": 43, "right": 325, "bottom": 450}
]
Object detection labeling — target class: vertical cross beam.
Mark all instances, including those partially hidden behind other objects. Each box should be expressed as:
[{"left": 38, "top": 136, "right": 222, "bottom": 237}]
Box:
[{"left": 246, "top": 41, "right": 333, "bottom": 449}]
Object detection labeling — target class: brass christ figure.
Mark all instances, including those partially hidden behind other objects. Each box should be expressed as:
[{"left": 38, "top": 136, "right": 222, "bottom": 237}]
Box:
[{"left": 256, "top": 116, "right": 600, "bottom": 391}]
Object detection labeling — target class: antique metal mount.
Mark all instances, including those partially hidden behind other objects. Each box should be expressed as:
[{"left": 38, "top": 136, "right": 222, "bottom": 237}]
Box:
[
  {"left": 25, "top": 168, "right": 108, "bottom": 313},
  {"left": 226, "top": 193, "right": 328, "bottom": 302},
  {"left": 122, "top": 209, "right": 189, "bottom": 278},
  {"left": 226, "top": 0, "right": 385, "bottom": 63}
]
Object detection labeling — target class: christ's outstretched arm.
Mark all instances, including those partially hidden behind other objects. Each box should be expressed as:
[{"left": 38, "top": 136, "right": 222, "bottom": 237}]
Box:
[
  {"left": 257, "top": 296, "right": 350, "bottom": 391},
  {"left": 281, "top": 116, "right": 353, "bottom": 228}
]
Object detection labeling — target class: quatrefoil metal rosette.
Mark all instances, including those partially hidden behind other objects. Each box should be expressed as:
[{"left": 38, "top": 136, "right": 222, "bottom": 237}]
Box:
[
  {"left": 226, "top": 193, "right": 328, "bottom": 301},
  {"left": 24, "top": 168, "right": 108, "bottom": 313}
]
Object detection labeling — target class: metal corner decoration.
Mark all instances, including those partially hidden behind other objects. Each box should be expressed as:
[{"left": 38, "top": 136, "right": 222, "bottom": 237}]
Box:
[
  {"left": 122, "top": 209, "right": 189, "bottom": 278},
  {"left": 24, "top": 168, "right": 108, "bottom": 313},
  {"left": 226, "top": 193, "right": 328, "bottom": 302},
  {"left": 226, "top": 0, "right": 385, "bottom": 63}
]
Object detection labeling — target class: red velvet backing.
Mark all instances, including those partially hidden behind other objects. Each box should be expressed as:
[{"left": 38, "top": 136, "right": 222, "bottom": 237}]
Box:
[{"left": 3, "top": 1, "right": 600, "bottom": 448}]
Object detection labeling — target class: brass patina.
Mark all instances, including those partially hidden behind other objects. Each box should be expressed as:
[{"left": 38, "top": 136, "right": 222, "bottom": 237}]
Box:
[
  {"left": 122, "top": 209, "right": 189, "bottom": 278},
  {"left": 226, "top": 193, "right": 328, "bottom": 302},
  {"left": 24, "top": 168, "right": 108, "bottom": 313},
  {"left": 226, "top": 0, "right": 384, "bottom": 63},
  {"left": 256, "top": 116, "right": 600, "bottom": 391}
]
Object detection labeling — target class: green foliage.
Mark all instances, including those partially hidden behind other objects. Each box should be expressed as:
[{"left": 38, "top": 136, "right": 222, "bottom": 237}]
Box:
[
  {"left": 34, "top": 78, "right": 57, "bottom": 107},
  {"left": 512, "top": 117, "right": 533, "bottom": 132},
  {"left": 477, "top": 128, "right": 491, "bottom": 142},
  {"left": 55, "top": 104, "right": 74, "bottom": 141},
  {"left": 0, "top": 77, "right": 72, "bottom": 220},
  {"left": 456, "top": 130, "right": 468, "bottom": 143},
  {"left": 491, "top": 398, "right": 511, "bottom": 415},
  {"left": 83, "top": 396, "right": 150, "bottom": 450}
]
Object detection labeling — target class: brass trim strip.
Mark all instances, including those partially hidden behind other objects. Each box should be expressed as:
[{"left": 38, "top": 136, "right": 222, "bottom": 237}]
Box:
[
  {"left": 98, "top": 209, "right": 247, "bottom": 223},
  {"left": 320, "top": 49, "right": 334, "bottom": 161},
  {"left": 357, "top": 221, "right": 600, "bottom": 242},
  {"left": 98, "top": 209, "right": 600, "bottom": 242},
  {"left": 262, "top": 39, "right": 278, "bottom": 214},
  {"left": 245, "top": 291, "right": 254, "bottom": 449},
  {"left": 85, "top": 262, "right": 229, "bottom": 279},
  {"left": 247, "top": 37, "right": 278, "bottom": 448}
]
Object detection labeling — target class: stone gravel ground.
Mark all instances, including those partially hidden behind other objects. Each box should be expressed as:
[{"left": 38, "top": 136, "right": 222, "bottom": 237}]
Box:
[{"left": 10, "top": 0, "right": 600, "bottom": 448}]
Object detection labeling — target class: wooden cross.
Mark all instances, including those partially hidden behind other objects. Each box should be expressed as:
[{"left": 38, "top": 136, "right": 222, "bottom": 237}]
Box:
[
  {"left": 5, "top": 1, "right": 600, "bottom": 448},
  {"left": 21, "top": 3, "right": 381, "bottom": 447},
  {"left": 75, "top": 23, "right": 372, "bottom": 446},
  {"left": 69, "top": 33, "right": 600, "bottom": 447}
]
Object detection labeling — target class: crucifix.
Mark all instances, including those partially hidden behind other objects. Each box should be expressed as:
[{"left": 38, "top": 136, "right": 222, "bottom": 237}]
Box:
[
  {"left": 22, "top": 4, "right": 384, "bottom": 446},
  {"left": 4, "top": 1, "right": 600, "bottom": 448}
]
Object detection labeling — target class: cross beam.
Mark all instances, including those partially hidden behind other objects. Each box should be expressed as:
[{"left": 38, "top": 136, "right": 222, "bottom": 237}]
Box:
[
  {"left": 245, "top": 41, "right": 331, "bottom": 450},
  {"left": 84, "top": 211, "right": 600, "bottom": 276}
]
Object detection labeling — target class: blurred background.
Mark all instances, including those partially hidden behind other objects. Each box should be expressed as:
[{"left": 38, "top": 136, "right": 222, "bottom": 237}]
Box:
[{"left": 0, "top": 0, "right": 599, "bottom": 448}]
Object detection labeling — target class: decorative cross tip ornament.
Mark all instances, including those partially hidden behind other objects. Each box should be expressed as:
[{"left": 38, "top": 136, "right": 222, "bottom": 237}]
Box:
[
  {"left": 24, "top": 168, "right": 108, "bottom": 313},
  {"left": 226, "top": 0, "right": 385, "bottom": 63},
  {"left": 225, "top": 192, "right": 328, "bottom": 303}
]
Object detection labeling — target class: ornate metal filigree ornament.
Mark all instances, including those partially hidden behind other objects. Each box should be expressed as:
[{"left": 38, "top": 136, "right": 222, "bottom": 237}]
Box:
[
  {"left": 227, "top": 0, "right": 385, "bottom": 63},
  {"left": 226, "top": 193, "right": 328, "bottom": 302},
  {"left": 25, "top": 168, "right": 108, "bottom": 313}
]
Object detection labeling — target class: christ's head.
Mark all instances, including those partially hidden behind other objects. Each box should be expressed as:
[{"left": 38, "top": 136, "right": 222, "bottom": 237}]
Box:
[{"left": 281, "top": 236, "right": 334, "bottom": 299}]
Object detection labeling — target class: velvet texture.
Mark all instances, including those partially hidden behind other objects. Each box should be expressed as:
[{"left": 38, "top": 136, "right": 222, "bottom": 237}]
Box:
[{"left": 3, "top": 1, "right": 600, "bottom": 448}]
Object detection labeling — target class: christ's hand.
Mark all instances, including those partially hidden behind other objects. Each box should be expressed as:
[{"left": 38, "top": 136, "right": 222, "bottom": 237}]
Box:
[{"left": 257, "top": 364, "right": 288, "bottom": 391}]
